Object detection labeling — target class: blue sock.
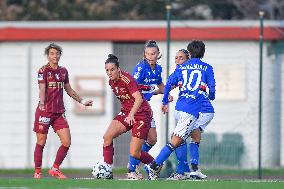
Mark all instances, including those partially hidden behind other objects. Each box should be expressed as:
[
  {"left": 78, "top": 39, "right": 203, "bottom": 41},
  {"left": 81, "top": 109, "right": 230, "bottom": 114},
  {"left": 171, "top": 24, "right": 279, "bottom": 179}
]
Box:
[
  {"left": 175, "top": 142, "right": 190, "bottom": 174},
  {"left": 189, "top": 142, "right": 199, "bottom": 169},
  {"left": 128, "top": 155, "right": 140, "bottom": 172},
  {"left": 155, "top": 143, "right": 175, "bottom": 166},
  {"left": 142, "top": 142, "right": 153, "bottom": 152},
  {"left": 128, "top": 142, "right": 153, "bottom": 172}
]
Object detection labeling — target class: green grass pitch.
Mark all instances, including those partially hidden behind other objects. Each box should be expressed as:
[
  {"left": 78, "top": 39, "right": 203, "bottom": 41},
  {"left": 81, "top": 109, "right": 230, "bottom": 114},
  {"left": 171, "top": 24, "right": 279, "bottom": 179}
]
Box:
[{"left": 0, "top": 178, "right": 284, "bottom": 189}]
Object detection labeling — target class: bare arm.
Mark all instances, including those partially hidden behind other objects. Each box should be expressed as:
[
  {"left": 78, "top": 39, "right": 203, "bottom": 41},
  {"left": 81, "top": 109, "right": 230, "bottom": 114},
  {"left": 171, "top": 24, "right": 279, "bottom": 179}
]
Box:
[
  {"left": 64, "top": 83, "right": 93, "bottom": 106},
  {"left": 153, "top": 83, "right": 164, "bottom": 95},
  {"left": 38, "top": 83, "right": 46, "bottom": 110},
  {"left": 154, "top": 82, "right": 174, "bottom": 102},
  {"left": 124, "top": 91, "right": 143, "bottom": 125}
]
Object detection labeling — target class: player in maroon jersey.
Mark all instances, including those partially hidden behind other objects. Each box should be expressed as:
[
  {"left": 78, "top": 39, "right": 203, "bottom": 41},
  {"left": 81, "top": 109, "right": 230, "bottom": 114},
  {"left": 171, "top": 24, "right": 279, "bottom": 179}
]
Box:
[
  {"left": 33, "top": 43, "right": 93, "bottom": 179},
  {"left": 102, "top": 54, "right": 154, "bottom": 179}
]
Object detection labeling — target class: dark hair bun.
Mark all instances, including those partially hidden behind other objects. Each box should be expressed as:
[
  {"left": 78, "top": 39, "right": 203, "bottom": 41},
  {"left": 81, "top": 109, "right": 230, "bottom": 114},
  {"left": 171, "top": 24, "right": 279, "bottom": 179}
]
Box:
[
  {"left": 108, "top": 54, "right": 118, "bottom": 60},
  {"left": 145, "top": 40, "right": 159, "bottom": 51},
  {"left": 147, "top": 40, "right": 157, "bottom": 45}
]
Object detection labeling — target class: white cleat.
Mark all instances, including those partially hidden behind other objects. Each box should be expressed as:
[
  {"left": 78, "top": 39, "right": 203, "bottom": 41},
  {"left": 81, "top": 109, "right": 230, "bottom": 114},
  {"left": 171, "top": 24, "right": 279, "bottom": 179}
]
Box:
[
  {"left": 189, "top": 170, "right": 207, "bottom": 179},
  {"left": 127, "top": 171, "right": 143, "bottom": 180}
]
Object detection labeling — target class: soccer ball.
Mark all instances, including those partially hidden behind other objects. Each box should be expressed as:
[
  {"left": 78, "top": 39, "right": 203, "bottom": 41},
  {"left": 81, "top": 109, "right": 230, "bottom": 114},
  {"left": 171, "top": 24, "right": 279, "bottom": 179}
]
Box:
[{"left": 92, "top": 161, "right": 113, "bottom": 179}]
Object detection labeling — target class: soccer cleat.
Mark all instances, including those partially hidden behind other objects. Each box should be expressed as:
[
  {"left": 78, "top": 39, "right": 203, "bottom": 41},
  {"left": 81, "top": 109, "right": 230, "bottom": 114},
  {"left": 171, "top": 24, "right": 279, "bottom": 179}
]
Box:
[
  {"left": 189, "top": 170, "right": 207, "bottom": 179},
  {"left": 127, "top": 171, "right": 143, "bottom": 180},
  {"left": 145, "top": 164, "right": 159, "bottom": 180},
  {"left": 166, "top": 173, "right": 187, "bottom": 180},
  {"left": 33, "top": 172, "right": 41, "bottom": 179},
  {"left": 48, "top": 168, "right": 67, "bottom": 179},
  {"left": 183, "top": 172, "right": 192, "bottom": 179}
]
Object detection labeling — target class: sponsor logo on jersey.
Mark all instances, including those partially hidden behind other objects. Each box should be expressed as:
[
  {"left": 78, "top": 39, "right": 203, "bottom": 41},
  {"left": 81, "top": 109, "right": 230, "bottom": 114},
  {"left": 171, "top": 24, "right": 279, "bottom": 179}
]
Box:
[
  {"left": 48, "top": 81, "right": 64, "bottom": 88},
  {"left": 39, "top": 116, "right": 50, "bottom": 124},
  {"left": 116, "top": 94, "right": 131, "bottom": 100}
]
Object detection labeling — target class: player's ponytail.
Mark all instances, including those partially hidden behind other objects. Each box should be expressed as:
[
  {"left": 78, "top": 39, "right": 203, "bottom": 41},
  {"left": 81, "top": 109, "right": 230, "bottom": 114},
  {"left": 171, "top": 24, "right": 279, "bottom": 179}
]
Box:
[{"left": 105, "top": 54, "right": 120, "bottom": 67}]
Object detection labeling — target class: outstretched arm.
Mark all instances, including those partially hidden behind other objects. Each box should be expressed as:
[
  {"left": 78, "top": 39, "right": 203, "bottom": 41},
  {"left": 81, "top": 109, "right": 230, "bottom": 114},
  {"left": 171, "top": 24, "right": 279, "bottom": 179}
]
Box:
[{"left": 64, "top": 83, "right": 93, "bottom": 106}]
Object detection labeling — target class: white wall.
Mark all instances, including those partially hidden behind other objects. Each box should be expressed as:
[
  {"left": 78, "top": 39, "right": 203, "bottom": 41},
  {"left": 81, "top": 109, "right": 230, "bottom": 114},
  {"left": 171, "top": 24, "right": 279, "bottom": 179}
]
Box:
[{"left": 0, "top": 40, "right": 282, "bottom": 169}]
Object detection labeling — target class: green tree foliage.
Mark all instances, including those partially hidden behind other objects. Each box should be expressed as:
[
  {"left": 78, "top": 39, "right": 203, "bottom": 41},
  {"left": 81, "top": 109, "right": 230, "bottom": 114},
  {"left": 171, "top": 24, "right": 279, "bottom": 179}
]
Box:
[{"left": 0, "top": 0, "right": 283, "bottom": 21}]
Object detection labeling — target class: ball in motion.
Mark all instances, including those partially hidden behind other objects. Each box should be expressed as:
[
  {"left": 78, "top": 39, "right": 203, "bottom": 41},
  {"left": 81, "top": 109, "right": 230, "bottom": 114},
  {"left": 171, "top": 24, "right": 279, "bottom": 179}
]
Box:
[{"left": 92, "top": 161, "right": 113, "bottom": 179}]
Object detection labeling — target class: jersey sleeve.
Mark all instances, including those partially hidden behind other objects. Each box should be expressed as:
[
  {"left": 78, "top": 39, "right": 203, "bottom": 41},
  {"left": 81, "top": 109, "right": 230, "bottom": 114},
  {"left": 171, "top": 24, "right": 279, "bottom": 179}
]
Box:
[
  {"left": 127, "top": 76, "right": 140, "bottom": 95},
  {"left": 132, "top": 62, "right": 144, "bottom": 84},
  {"left": 206, "top": 65, "right": 216, "bottom": 100},
  {"left": 162, "top": 70, "right": 179, "bottom": 105},
  {"left": 37, "top": 67, "right": 46, "bottom": 84}
]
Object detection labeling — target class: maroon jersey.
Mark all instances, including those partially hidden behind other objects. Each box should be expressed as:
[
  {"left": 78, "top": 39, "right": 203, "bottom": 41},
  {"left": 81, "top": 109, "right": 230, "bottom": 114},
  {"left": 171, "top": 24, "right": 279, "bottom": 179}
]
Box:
[
  {"left": 37, "top": 64, "right": 69, "bottom": 113},
  {"left": 109, "top": 71, "right": 150, "bottom": 113}
]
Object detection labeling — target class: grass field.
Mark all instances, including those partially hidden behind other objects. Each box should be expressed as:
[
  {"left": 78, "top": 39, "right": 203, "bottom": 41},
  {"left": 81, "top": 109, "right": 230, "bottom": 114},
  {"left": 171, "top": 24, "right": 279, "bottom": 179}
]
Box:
[
  {"left": 0, "top": 178, "right": 284, "bottom": 189},
  {"left": 0, "top": 169, "right": 284, "bottom": 189}
]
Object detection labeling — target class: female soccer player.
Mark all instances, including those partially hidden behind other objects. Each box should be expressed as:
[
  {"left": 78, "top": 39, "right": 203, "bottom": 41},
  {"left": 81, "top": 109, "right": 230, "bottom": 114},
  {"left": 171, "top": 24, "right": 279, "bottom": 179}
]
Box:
[
  {"left": 102, "top": 54, "right": 155, "bottom": 179},
  {"left": 127, "top": 40, "right": 173, "bottom": 179},
  {"left": 146, "top": 40, "right": 216, "bottom": 180},
  {"left": 33, "top": 43, "right": 93, "bottom": 179}
]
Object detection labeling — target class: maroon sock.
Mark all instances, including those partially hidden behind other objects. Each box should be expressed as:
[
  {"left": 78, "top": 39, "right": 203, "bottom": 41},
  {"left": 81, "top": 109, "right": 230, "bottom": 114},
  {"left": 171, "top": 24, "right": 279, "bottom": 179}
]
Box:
[
  {"left": 54, "top": 145, "right": 69, "bottom": 167},
  {"left": 139, "top": 151, "right": 154, "bottom": 164},
  {"left": 103, "top": 144, "right": 114, "bottom": 164},
  {"left": 34, "top": 143, "right": 44, "bottom": 169}
]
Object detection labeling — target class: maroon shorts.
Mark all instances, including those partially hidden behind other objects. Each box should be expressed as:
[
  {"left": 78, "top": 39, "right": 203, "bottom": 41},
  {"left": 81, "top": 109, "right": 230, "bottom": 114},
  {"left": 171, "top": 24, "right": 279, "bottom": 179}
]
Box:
[
  {"left": 114, "top": 110, "right": 152, "bottom": 140},
  {"left": 33, "top": 107, "right": 69, "bottom": 134}
]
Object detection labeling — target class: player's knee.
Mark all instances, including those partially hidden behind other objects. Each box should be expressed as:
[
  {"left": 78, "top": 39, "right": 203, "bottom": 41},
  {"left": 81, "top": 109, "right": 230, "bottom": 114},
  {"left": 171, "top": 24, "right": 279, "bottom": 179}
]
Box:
[
  {"left": 62, "top": 140, "right": 71, "bottom": 147},
  {"left": 103, "top": 134, "right": 113, "bottom": 146},
  {"left": 147, "top": 138, "right": 157, "bottom": 146},
  {"left": 129, "top": 150, "right": 140, "bottom": 159}
]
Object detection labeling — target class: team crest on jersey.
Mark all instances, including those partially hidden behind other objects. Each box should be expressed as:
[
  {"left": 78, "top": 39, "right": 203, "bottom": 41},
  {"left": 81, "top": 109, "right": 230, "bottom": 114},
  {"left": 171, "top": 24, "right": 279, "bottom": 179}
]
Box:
[
  {"left": 55, "top": 73, "right": 60, "bottom": 80},
  {"left": 48, "top": 72, "right": 52, "bottom": 79},
  {"left": 38, "top": 74, "right": 43, "bottom": 81}
]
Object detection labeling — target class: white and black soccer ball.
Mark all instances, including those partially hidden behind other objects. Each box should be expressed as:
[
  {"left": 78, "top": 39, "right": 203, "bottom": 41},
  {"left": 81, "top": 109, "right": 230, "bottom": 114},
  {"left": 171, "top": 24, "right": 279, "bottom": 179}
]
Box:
[{"left": 92, "top": 161, "right": 113, "bottom": 179}]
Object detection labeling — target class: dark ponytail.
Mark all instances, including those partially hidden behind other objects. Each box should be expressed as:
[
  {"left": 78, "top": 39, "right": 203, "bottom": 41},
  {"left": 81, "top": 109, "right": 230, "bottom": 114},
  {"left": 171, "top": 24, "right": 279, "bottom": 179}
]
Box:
[{"left": 105, "top": 54, "right": 119, "bottom": 67}]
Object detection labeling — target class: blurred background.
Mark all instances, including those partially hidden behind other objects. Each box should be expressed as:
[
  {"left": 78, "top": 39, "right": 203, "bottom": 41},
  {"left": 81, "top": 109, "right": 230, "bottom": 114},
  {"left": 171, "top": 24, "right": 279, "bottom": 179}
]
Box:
[{"left": 0, "top": 0, "right": 284, "bottom": 179}]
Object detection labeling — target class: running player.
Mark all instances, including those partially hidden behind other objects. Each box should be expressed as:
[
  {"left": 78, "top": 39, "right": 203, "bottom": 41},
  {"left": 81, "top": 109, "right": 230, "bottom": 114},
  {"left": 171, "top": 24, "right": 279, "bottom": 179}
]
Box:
[
  {"left": 146, "top": 40, "right": 216, "bottom": 180},
  {"left": 127, "top": 40, "right": 172, "bottom": 179},
  {"left": 33, "top": 43, "right": 93, "bottom": 179},
  {"left": 102, "top": 54, "right": 155, "bottom": 179}
]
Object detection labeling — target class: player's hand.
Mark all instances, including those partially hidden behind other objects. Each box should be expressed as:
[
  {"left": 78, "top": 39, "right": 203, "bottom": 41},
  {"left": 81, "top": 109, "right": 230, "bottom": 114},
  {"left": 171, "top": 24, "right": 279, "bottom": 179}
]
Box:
[
  {"left": 168, "top": 95, "right": 173, "bottom": 102},
  {"left": 81, "top": 99, "right": 93, "bottom": 106},
  {"left": 161, "top": 104, "right": 169, "bottom": 114},
  {"left": 125, "top": 114, "right": 136, "bottom": 126},
  {"left": 38, "top": 103, "right": 45, "bottom": 111}
]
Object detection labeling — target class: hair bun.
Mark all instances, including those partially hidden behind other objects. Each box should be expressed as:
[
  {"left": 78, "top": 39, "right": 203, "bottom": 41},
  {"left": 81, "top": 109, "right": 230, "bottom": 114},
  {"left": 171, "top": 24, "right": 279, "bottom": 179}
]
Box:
[
  {"left": 147, "top": 40, "right": 156, "bottom": 45},
  {"left": 108, "top": 54, "right": 118, "bottom": 60}
]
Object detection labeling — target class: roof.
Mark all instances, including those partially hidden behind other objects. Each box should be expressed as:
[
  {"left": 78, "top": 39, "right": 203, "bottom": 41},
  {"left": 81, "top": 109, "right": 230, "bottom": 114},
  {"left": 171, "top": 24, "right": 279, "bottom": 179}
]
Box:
[{"left": 0, "top": 20, "right": 283, "bottom": 41}]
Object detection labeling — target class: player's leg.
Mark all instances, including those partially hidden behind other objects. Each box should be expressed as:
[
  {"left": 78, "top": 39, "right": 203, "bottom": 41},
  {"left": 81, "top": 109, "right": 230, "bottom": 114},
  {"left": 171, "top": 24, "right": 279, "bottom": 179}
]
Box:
[
  {"left": 147, "top": 111, "right": 197, "bottom": 180},
  {"left": 103, "top": 117, "right": 128, "bottom": 166},
  {"left": 128, "top": 136, "right": 154, "bottom": 180},
  {"left": 189, "top": 112, "right": 214, "bottom": 179},
  {"left": 48, "top": 113, "right": 70, "bottom": 179},
  {"left": 128, "top": 113, "right": 153, "bottom": 179},
  {"left": 128, "top": 119, "right": 156, "bottom": 176},
  {"left": 175, "top": 142, "right": 190, "bottom": 174},
  {"left": 33, "top": 107, "right": 50, "bottom": 179},
  {"left": 34, "top": 133, "right": 47, "bottom": 178}
]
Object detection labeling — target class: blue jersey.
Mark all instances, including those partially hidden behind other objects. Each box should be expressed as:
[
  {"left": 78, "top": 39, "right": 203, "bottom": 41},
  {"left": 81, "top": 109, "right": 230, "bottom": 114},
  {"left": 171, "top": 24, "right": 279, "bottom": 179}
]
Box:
[
  {"left": 163, "top": 58, "right": 216, "bottom": 117},
  {"left": 132, "top": 59, "right": 163, "bottom": 101}
]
